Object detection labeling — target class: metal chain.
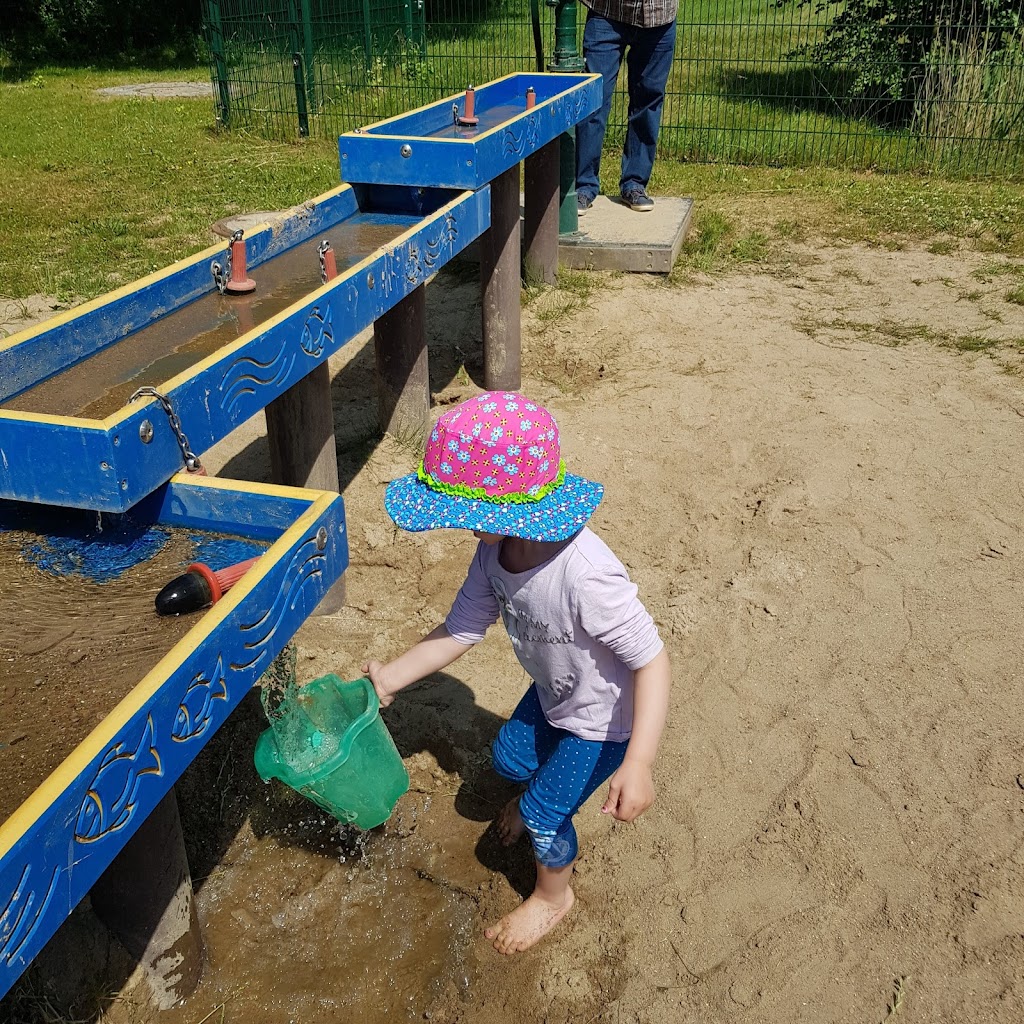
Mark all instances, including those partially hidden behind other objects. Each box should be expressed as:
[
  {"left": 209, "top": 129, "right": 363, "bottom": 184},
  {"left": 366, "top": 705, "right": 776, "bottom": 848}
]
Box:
[
  {"left": 317, "top": 239, "right": 332, "bottom": 285},
  {"left": 210, "top": 228, "right": 243, "bottom": 294},
  {"left": 211, "top": 260, "right": 226, "bottom": 293},
  {"left": 129, "top": 386, "right": 203, "bottom": 472}
]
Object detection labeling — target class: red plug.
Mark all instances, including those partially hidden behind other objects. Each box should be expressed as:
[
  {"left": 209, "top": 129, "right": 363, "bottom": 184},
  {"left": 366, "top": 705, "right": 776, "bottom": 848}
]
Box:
[{"left": 155, "top": 556, "right": 260, "bottom": 615}]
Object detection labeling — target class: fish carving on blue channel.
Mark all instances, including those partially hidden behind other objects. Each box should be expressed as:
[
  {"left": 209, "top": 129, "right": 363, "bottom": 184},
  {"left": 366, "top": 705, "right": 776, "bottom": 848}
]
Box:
[
  {"left": 172, "top": 655, "right": 228, "bottom": 742},
  {"left": 75, "top": 715, "right": 163, "bottom": 844},
  {"left": 300, "top": 304, "right": 332, "bottom": 359}
]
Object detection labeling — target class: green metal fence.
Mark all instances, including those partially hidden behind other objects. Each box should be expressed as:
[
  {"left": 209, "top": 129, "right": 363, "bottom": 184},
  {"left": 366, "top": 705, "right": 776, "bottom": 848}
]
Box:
[{"left": 202, "top": 0, "right": 1024, "bottom": 178}]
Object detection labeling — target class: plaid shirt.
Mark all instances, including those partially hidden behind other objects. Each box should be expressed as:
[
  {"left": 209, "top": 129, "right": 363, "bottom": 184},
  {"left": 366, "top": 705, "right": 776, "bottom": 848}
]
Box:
[{"left": 581, "top": 0, "right": 677, "bottom": 29}]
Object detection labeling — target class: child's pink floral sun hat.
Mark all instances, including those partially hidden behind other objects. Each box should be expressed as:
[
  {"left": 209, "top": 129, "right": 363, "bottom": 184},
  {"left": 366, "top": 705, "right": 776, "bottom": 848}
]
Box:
[{"left": 385, "top": 391, "right": 603, "bottom": 541}]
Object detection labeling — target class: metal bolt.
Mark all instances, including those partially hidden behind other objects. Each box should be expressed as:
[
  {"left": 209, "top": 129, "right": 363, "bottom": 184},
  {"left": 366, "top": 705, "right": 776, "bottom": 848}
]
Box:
[
  {"left": 316, "top": 527, "right": 328, "bottom": 550},
  {"left": 400, "top": 144, "right": 412, "bottom": 158},
  {"left": 139, "top": 420, "right": 154, "bottom": 444},
  {"left": 367, "top": 272, "right": 375, "bottom": 289}
]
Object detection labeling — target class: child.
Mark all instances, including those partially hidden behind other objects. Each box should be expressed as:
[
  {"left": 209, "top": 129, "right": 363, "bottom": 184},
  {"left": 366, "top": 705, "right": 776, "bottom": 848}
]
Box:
[{"left": 363, "top": 390, "right": 670, "bottom": 955}]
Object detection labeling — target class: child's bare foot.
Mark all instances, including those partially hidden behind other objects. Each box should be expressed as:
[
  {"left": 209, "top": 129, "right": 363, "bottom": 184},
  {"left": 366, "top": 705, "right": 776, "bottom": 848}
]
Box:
[
  {"left": 484, "top": 886, "right": 575, "bottom": 954},
  {"left": 496, "top": 796, "right": 526, "bottom": 846}
]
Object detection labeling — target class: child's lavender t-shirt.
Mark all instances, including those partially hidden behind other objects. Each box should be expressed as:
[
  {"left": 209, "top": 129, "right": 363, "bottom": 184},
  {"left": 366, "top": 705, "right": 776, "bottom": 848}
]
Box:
[{"left": 444, "top": 528, "right": 664, "bottom": 742}]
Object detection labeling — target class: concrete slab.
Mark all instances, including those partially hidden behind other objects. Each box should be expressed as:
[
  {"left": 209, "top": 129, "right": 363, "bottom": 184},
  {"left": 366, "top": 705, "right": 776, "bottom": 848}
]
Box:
[
  {"left": 558, "top": 195, "right": 693, "bottom": 274},
  {"left": 95, "top": 82, "right": 211, "bottom": 99},
  {"left": 212, "top": 211, "right": 290, "bottom": 238}
]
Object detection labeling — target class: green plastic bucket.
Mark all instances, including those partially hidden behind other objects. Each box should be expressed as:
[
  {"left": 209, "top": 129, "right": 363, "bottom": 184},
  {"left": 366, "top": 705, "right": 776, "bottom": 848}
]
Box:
[{"left": 254, "top": 675, "right": 409, "bottom": 830}]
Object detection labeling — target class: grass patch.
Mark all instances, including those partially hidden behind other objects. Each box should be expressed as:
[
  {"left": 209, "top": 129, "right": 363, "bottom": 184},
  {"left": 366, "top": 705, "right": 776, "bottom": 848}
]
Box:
[
  {"left": 797, "top": 316, "right": 927, "bottom": 346},
  {"left": 649, "top": 163, "right": 1024, "bottom": 259},
  {"left": 1005, "top": 285, "right": 1024, "bottom": 305},
  {"left": 794, "top": 313, "right": 1020, "bottom": 357},
  {"left": 524, "top": 265, "right": 599, "bottom": 325},
  {"left": 773, "top": 218, "right": 807, "bottom": 242},
  {"left": 948, "top": 333, "right": 1004, "bottom": 352},
  {"left": 971, "top": 260, "right": 1024, "bottom": 282},
  {"left": 731, "top": 229, "right": 771, "bottom": 263},
  {"left": 0, "top": 65, "right": 339, "bottom": 300},
  {"left": 5, "top": 66, "right": 1024, "bottom": 308},
  {"left": 880, "top": 976, "right": 907, "bottom": 1022},
  {"left": 669, "top": 210, "right": 776, "bottom": 280}
]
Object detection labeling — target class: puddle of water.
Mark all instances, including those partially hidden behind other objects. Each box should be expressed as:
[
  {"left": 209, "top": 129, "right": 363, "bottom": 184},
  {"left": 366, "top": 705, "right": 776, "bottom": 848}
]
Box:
[
  {"left": 2, "top": 217, "right": 413, "bottom": 420},
  {"left": 164, "top": 793, "right": 482, "bottom": 1024}
]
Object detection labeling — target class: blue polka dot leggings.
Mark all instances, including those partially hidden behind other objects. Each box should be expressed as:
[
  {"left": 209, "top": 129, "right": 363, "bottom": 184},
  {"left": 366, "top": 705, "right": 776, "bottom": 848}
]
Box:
[{"left": 491, "top": 684, "right": 629, "bottom": 869}]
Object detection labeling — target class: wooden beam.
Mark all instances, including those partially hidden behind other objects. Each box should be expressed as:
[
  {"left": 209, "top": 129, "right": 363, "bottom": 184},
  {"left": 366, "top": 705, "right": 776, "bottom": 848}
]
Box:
[
  {"left": 480, "top": 164, "right": 522, "bottom": 391},
  {"left": 90, "top": 790, "right": 203, "bottom": 1010},
  {"left": 265, "top": 363, "right": 345, "bottom": 613},
  {"left": 374, "top": 283, "right": 429, "bottom": 442},
  {"left": 523, "top": 138, "right": 559, "bottom": 286}
]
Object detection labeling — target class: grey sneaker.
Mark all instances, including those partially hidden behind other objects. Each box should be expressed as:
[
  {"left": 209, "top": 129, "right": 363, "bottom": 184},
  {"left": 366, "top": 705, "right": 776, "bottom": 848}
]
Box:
[
  {"left": 577, "top": 192, "right": 594, "bottom": 216},
  {"left": 622, "top": 187, "right": 654, "bottom": 212}
]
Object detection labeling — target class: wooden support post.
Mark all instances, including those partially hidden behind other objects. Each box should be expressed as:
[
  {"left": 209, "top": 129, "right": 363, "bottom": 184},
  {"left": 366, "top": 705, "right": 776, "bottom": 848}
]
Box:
[
  {"left": 480, "top": 164, "right": 522, "bottom": 392},
  {"left": 265, "top": 362, "right": 345, "bottom": 614},
  {"left": 374, "top": 283, "right": 429, "bottom": 442},
  {"left": 90, "top": 789, "right": 203, "bottom": 1011},
  {"left": 265, "top": 362, "right": 339, "bottom": 493},
  {"left": 523, "top": 138, "right": 560, "bottom": 287}
]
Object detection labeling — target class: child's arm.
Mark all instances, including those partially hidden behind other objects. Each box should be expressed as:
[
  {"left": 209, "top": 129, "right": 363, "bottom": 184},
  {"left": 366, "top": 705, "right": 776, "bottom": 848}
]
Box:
[
  {"left": 601, "top": 648, "right": 670, "bottom": 822},
  {"left": 363, "top": 624, "right": 474, "bottom": 707}
]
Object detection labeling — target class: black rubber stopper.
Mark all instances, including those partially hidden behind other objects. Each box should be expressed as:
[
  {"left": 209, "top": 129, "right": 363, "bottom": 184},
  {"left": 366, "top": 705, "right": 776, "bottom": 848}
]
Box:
[{"left": 155, "top": 571, "right": 213, "bottom": 616}]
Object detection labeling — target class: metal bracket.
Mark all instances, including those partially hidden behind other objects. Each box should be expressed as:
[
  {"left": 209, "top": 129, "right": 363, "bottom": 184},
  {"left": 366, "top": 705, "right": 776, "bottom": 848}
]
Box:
[{"left": 129, "top": 387, "right": 203, "bottom": 472}]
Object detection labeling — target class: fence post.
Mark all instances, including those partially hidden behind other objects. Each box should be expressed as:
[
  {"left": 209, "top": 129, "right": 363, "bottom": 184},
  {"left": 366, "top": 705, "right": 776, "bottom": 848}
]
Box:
[
  {"left": 413, "top": 0, "right": 426, "bottom": 56},
  {"left": 287, "top": 0, "right": 310, "bottom": 137},
  {"left": 206, "top": 0, "right": 231, "bottom": 128},
  {"left": 361, "top": 0, "right": 373, "bottom": 69},
  {"left": 300, "top": 0, "right": 316, "bottom": 117},
  {"left": 401, "top": 0, "right": 414, "bottom": 45}
]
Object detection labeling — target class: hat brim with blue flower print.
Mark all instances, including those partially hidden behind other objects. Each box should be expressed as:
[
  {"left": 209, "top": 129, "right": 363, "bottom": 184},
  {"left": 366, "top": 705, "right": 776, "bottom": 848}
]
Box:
[{"left": 385, "top": 391, "right": 603, "bottom": 541}]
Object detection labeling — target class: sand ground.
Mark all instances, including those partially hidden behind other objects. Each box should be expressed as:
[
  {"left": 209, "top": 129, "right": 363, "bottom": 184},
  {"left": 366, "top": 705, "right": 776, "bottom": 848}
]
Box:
[
  {"left": 8, "top": 236, "right": 1024, "bottom": 1023},
  {"left": 195, "top": 239, "right": 1024, "bottom": 1024}
]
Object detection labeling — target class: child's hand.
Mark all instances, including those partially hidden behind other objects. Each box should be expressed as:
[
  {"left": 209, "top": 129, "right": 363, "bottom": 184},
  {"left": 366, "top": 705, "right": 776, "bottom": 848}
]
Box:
[
  {"left": 362, "top": 659, "right": 395, "bottom": 708},
  {"left": 601, "top": 758, "right": 655, "bottom": 823}
]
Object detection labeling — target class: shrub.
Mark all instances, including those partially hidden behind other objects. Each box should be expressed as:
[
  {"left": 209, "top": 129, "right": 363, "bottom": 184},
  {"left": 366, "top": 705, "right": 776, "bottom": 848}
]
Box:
[{"left": 774, "top": 0, "right": 1024, "bottom": 125}]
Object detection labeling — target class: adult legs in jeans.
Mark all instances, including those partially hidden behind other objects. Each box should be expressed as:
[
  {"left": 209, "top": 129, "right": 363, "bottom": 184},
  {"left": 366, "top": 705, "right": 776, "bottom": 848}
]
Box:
[
  {"left": 575, "top": 12, "right": 677, "bottom": 200},
  {"left": 621, "top": 19, "right": 676, "bottom": 195},
  {"left": 576, "top": 13, "right": 627, "bottom": 203}
]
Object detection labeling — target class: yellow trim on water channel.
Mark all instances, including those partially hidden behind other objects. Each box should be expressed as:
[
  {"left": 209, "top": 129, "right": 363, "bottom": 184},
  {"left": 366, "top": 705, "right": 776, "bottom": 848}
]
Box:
[
  {"left": 339, "top": 72, "right": 601, "bottom": 143},
  {"left": 104, "top": 185, "right": 473, "bottom": 427}
]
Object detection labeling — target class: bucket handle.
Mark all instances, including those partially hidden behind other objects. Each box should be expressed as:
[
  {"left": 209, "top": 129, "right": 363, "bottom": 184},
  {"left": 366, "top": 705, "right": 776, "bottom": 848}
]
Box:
[{"left": 311, "top": 676, "right": 381, "bottom": 774}]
